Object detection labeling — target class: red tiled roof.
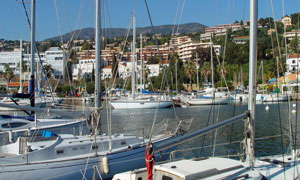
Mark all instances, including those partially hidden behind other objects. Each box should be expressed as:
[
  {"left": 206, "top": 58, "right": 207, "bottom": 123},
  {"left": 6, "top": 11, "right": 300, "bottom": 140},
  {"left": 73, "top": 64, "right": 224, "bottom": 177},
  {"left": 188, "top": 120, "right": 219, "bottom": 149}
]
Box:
[{"left": 288, "top": 54, "right": 300, "bottom": 58}]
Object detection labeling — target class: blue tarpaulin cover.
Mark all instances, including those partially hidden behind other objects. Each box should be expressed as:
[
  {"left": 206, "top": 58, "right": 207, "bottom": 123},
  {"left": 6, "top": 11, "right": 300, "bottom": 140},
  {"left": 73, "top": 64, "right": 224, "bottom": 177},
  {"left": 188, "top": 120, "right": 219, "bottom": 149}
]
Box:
[{"left": 42, "top": 130, "right": 56, "bottom": 138}]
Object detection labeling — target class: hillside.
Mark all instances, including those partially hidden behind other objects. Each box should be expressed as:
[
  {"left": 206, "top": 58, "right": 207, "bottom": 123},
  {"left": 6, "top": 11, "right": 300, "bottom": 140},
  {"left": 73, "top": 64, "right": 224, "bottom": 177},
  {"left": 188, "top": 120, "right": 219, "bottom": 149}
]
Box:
[{"left": 45, "top": 22, "right": 206, "bottom": 41}]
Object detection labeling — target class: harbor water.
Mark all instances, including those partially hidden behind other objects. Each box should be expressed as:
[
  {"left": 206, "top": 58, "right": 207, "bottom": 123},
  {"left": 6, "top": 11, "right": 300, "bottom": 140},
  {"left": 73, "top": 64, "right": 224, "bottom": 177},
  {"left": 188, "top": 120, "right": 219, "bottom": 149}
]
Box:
[
  {"left": 84, "top": 100, "right": 294, "bottom": 160},
  {"left": 0, "top": 99, "right": 297, "bottom": 160}
]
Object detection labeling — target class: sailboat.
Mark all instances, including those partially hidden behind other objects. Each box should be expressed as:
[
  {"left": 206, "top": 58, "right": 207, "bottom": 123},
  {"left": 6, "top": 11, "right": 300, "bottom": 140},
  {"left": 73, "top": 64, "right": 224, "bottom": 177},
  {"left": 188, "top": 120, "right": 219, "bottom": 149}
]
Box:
[
  {"left": 109, "top": 14, "right": 173, "bottom": 109},
  {"left": 0, "top": 1, "right": 252, "bottom": 179},
  {"left": 114, "top": 1, "right": 300, "bottom": 179},
  {"left": 184, "top": 38, "right": 230, "bottom": 106},
  {"left": 0, "top": 0, "right": 85, "bottom": 144}
]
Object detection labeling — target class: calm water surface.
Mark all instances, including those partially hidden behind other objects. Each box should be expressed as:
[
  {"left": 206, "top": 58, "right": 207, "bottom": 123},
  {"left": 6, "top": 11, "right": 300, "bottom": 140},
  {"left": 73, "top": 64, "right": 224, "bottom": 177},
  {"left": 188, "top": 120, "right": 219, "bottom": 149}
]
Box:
[
  {"left": 82, "top": 100, "right": 296, "bottom": 159},
  {"left": 2, "top": 99, "right": 298, "bottom": 160}
]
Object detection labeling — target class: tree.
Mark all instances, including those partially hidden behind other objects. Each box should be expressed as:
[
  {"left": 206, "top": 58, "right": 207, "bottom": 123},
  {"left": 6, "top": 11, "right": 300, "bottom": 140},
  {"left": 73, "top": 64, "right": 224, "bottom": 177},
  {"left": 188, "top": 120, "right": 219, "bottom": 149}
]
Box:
[
  {"left": 3, "top": 64, "right": 14, "bottom": 93},
  {"left": 147, "top": 57, "right": 160, "bottom": 64},
  {"left": 290, "top": 13, "right": 300, "bottom": 25},
  {"left": 112, "top": 53, "right": 118, "bottom": 78},
  {"left": 64, "top": 60, "right": 73, "bottom": 81},
  {"left": 258, "top": 18, "right": 266, "bottom": 27},
  {"left": 43, "top": 64, "right": 54, "bottom": 78},
  {"left": 194, "top": 47, "right": 211, "bottom": 66},
  {"left": 184, "top": 60, "right": 196, "bottom": 91},
  {"left": 91, "top": 65, "right": 95, "bottom": 82},
  {"left": 289, "top": 36, "right": 299, "bottom": 54},
  {"left": 17, "top": 61, "right": 28, "bottom": 72},
  {"left": 81, "top": 42, "right": 93, "bottom": 50}
]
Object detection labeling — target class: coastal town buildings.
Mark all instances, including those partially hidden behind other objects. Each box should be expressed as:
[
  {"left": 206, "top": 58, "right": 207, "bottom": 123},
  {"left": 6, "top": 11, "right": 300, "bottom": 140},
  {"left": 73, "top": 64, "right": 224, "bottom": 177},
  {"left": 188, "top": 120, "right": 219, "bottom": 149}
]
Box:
[
  {"left": 0, "top": 47, "right": 66, "bottom": 78},
  {"left": 286, "top": 54, "right": 300, "bottom": 73},
  {"left": 284, "top": 30, "right": 300, "bottom": 40}
]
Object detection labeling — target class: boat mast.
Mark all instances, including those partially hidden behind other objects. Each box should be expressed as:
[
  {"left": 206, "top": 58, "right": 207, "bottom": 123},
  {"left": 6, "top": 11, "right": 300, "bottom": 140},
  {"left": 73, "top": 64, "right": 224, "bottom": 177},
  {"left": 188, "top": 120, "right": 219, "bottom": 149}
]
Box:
[
  {"left": 30, "top": 0, "right": 36, "bottom": 112},
  {"left": 132, "top": 14, "right": 136, "bottom": 99},
  {"left": 247, "top": 0, "right": 257, "bottom": 168},
  {"left": 276, "top": 57, "right": 280, "bottom": 94},
  {"left": 95, "top": 0, "right": 101, "bottom": 109},
  {"left": 140, "top": 33, "right": 144, "bottom": 89},
  {"left": 196, "top": 52, "right": 199, "bottom": 91},
  {"left": 20, "top": 39, "right": 23, "bottom": 93},
  {"left": 210, "top": 37, "right": 214, "bottom": 90}
]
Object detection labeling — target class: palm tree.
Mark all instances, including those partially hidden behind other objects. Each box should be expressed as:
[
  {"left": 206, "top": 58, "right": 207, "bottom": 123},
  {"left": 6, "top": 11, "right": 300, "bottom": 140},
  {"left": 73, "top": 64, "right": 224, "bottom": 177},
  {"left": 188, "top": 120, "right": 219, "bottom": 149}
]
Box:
[
  {"left": 17, "top": 61, "right": 28, "bottom": 72},
  {"left": 3, "top": 64, "right": 14, "bottom": 93},
  {"left": 184, "top": 60, "right": 196, "bottom": 91},
  {"left": 201, "top": 62, "right": 211, "bottom": 84}
]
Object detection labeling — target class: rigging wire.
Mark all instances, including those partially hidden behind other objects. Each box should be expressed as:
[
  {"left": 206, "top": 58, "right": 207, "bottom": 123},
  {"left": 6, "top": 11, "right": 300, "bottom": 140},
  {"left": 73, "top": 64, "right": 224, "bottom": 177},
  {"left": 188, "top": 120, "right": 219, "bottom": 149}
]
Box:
[
  {"left": 109, "top": 0, "right": 137, "bottom": 91},
  {"left": 268, "top": 1, "right": 287, "bottom": 178},
  {"left": 172, "top": 0, "right": 181, "bottom": 36},
  {"left": 20, "top": 0, "right": 56, "bottom": 103},
  {"left": 52, "top": 0, "right": 76, "bottom": 99},
  {"left": 143, "top": 0, "right": 175, "bottom": 142},
  {"left": 270, "top": 0, "right": 285, "bottom": 73},
  {"left": 292, "top": 2, "right": 300, "bottom": 178},
  {"left": 176, "top": 0, "right": 186, "bottom": 34}
]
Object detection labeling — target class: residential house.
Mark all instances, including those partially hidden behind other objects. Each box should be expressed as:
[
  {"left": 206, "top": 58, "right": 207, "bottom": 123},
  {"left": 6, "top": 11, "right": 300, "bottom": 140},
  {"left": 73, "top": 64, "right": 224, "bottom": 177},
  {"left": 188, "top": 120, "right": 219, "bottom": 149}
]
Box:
[
  {"left": 282, "top": 16, "right": 292, "bottom": 27},
  {"left": 286, "top": 54, "right": 300, "bottom": 73}
]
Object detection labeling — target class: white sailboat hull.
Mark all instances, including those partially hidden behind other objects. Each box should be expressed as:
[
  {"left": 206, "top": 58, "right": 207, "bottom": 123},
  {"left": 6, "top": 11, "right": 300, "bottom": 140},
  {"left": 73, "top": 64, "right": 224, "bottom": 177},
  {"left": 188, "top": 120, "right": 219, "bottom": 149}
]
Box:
[
  {"left": 187, "top": 98, "right": 230, "bottom": 106},
  {"left": 109, "top": 100, "right": 173, "bottom": 109},
  {"left": 261, "top": 94, "right": 289, "bottom": 102},
  {"left": 0, "top": 135, "right": 174, "bottom": 180}
]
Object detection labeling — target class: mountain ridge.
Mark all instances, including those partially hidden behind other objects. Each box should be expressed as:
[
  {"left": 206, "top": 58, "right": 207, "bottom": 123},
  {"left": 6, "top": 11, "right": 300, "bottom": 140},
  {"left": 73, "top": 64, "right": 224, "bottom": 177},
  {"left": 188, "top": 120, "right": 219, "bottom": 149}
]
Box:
[{"left": 45, "top": 22, "right": 206, "bottom": 41}]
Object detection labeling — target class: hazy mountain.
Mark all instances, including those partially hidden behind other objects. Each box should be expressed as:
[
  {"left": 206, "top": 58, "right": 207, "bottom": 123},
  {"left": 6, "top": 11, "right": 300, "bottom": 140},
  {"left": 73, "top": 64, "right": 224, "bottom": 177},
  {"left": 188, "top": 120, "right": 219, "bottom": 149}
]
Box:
[{"left": 45, "top": 22, "right": 206, "bottom": 41}]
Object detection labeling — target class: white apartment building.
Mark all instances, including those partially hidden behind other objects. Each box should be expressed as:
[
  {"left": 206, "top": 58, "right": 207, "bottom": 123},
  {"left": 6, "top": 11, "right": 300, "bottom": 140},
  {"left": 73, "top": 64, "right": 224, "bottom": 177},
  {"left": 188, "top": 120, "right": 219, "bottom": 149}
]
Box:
[
  {"left": 178, "top": 42, "right": 223, "bottom": 61},
  {"left": 72, "top": 57, "right": 108, "bottom": 81},
  {"left": 72, "top": 58, "right": 95, "bottom": 80},
  {"left": 284, "top": 30, "right": 300, "bottom": 40},
  {"left": 44, "top": 47, "right": 67, "bottom": 78},
  {"left": 178, "top": 42, "right": 199, "bottom": 61},
  {"left": 169, "top": 36, "right": 192, "bottom": 46},
  {"left": 201, "top": 23, "right": 243, "bottom": 42},
  {"left": 0, "top": 47, "right": 66, "bottom": 79},
  {"left": 118, "top": 62, "right": 160, "bottom": 79},
  {"left": 286, "top": 54, "right": 300, "bottom": 73},
  {"left": 0, "top": 50, "right": 26, "bottom": 73}
]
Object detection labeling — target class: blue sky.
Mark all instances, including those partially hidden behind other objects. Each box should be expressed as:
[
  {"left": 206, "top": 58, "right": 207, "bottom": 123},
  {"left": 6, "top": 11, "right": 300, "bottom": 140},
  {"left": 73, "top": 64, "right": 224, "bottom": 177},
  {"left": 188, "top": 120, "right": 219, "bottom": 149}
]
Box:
[{"left": 0, "top": 0, "right": 299, "bottom": 41}]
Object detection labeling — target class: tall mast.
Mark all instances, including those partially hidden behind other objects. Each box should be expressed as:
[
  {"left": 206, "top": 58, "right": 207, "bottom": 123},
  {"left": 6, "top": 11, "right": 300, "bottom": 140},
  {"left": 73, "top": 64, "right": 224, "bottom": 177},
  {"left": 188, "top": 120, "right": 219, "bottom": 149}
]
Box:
[
  {"left": 210, "top": 37, "right": 214, "bottom": 90},
  {"left": 247, "top": 0, "right": 257, "bottom": 168},
  {"left": 276, "top": 57, "right": 280, "bottom": 94},
  {"left": 196, "top": 52, "right": 199, "bottom": 91},
  {"left": 132, "top": 14, "right": 136, "bottom": 99},
  {"left": 20, "top": 39, "right": 23, "bottom": 93},
  {"left": 175, "top": 56, "right": 178, "bottom": 93},
  {"left": 30, "top": 0, "right": 36, "bottom": 111},
  {"left": 95, "top": 0, "right": 101, "bottom": 109},
  {"left": 140, "top": 33, "right": 143, "bottom": 89}
]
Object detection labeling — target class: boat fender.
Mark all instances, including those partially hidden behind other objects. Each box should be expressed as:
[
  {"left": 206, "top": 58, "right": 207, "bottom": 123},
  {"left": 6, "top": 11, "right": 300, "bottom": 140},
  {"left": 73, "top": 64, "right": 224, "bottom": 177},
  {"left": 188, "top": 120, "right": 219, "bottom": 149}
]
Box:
[
  {"left": 102, "top": 156, "right": 109, "bottom": 175},
  {"left": 8, "top": 130, "right": 13, "bottom": 142}
]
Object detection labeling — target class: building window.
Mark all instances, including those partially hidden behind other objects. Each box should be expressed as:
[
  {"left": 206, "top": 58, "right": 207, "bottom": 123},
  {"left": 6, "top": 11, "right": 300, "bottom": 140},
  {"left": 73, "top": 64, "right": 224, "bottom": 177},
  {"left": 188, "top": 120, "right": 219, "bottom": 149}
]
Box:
[{"left": 55, "top": 57, "right": 63, "bottom": 60}]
